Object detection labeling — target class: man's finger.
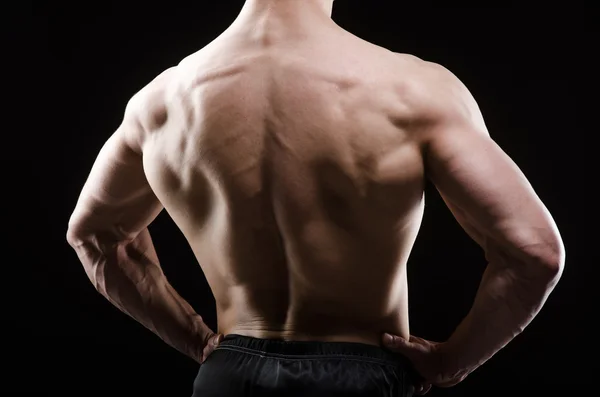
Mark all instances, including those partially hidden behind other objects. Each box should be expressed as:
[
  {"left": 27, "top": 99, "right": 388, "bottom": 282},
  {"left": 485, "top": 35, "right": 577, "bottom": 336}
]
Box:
[
  {"left": 382, "top": 333, "right": 399, "bottom": 347},
  {"left": 382, "top": 333, "right": 419, "bottom": 355},
  {"left": 408, "top": 335, "right": 428, "bottom": 345},
  {"left": 201, "top": 337, "right": 219, "bottom": 364},
  {"left": 415, "top": 383, "right": 432, "bottom": 395}
]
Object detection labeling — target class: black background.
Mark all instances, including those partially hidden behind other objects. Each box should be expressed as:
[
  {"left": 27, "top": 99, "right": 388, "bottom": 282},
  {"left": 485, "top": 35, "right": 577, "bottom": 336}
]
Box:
[{"left": 24, "top": 1, "right": 587, "bottom": 395}]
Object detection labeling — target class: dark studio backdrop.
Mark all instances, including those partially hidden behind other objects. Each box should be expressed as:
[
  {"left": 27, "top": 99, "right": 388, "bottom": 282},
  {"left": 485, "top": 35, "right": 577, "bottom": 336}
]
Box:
[{"left": 24, "top": 1, "right": 587, "bottom": 395}]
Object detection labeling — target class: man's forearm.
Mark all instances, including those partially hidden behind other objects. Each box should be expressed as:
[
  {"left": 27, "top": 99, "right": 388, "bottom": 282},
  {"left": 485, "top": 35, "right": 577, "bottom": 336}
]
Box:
[
  {"left": 69, "top": 228, "right": 207, "bottom": 362},
  {"left": 441, "top": 247, "right": 563, "bottom": 378}
]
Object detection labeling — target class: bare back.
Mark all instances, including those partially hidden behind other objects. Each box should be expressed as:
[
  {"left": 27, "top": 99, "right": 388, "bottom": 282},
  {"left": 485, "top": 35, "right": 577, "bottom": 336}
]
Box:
[
  {"left": 67, "top": 3, "right": 564, "bottom": 379},
  {"left": 135, "top": 19, "right": 442, "bottom": 345}
]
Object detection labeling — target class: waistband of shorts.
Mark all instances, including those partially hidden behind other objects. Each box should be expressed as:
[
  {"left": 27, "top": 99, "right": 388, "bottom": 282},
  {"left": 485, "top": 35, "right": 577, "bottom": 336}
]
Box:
[{"left": 217, "top": 333, "right": 411, "bottom": 367}]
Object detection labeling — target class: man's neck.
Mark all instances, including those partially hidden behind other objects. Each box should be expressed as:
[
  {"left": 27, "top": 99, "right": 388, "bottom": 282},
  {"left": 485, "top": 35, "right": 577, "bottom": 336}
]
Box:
[
  {"left": 242, "top": 0, "right": 334, "bottom": 17},
  {"left": 235, "top": 0, "right": 335, "bottom": 26}
]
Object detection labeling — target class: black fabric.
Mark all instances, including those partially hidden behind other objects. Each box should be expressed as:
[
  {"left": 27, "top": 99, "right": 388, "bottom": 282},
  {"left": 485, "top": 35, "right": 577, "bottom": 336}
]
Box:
[{"left": 192, "top": 334, "right": 417, "bottom": 396}]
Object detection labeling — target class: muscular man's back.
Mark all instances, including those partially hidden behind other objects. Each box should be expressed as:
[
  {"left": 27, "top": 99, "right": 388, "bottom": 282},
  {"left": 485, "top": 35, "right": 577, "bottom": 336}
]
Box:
[
  {"left": 139, "top": 8, "right": 431, "bottom": 345},
  {"left": 68, "top": 1, "right": 564, "bottom": 394}
]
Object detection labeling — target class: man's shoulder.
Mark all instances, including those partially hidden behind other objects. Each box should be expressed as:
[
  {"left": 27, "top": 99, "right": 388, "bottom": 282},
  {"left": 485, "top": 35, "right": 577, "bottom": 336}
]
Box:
[
  {"left": 391, "top": 54, "right": 465, "bottom": 98},
  {"left": 116, "top": 66, "right": 179, "bottom": 153},
  {"left": 128, "top": 67, "right": 177, "bottom": 111},
  {"left": 125, "top": 67, "right": 179, "bottom": 131},
  {"left": 389, "top": 54, "right": 479, "bottom": 127}
]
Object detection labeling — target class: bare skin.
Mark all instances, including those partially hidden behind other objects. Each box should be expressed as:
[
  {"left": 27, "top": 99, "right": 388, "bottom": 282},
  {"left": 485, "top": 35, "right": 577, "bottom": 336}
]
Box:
[{"left": 67, "top": 0, "right": 564, "bottom": 393}]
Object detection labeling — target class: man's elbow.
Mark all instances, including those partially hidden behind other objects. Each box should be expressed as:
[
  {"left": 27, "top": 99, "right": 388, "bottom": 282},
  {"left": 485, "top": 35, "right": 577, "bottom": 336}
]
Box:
[
  {"left": 66, "top": 216, "right": 99, "bottom": 248},
  {"left": 528, "top": 236, "right": 565, "bottom": 283},
  {"left": 497, "top": 227, "right": 566, "bottom": 285},
  {"left": 67, "top": 213, "right": 85, "bottom": 246},
  {"left": 66, "top": 226, "right": 106, "bottom": 290},
  {"left": 66, "top": 228, "right": 82, "bottom": 248},
  {"left": 66, "top": 224, "right": 89, "bottom": 249},
  {"left": 546, "top": 241, "right": 565, "bottom": 281}
]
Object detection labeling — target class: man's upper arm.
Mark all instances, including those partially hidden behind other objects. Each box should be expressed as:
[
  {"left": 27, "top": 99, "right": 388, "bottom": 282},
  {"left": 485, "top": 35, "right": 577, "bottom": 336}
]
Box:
[
  {"left": 421, "top": 66, "right": 564, "bottom": 269},
  {"left": 67, "top": 97, "right": 163, "bottom": 243}
]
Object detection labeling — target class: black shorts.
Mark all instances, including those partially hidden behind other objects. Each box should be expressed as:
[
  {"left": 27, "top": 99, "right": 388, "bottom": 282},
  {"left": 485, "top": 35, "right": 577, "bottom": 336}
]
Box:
[{"left": 192, "top": 334, "right": 417, "bottom": 397}]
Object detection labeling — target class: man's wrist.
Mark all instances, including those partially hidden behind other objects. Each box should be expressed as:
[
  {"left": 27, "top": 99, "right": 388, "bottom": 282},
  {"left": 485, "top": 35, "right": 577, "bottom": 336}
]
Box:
[
  {"left": 437, "top": 335, "right": 477, "bottom": 381},
  {"left": 190, "top": 314, "right": 212, "bottom": 362}
]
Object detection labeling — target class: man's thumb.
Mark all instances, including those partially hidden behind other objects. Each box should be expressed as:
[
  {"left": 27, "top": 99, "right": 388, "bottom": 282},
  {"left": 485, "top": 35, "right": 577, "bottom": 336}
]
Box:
[{"left": 383, "top": 333, "right": 412, "bottom": 351}]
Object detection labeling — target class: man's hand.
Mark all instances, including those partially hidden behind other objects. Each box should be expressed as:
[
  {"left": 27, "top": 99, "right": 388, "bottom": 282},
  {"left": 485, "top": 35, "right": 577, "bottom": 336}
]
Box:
[
  {"left": 382, "top": 333, "right": 469, "bottom": 395},
  {"left": 198, "top": 324, "right": 224, "bottom": 364}
]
